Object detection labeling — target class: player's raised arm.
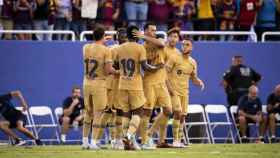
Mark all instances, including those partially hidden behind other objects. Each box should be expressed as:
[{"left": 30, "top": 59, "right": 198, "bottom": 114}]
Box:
[{"left": 133, "top": 22, "right": 165, "bottom": 48}]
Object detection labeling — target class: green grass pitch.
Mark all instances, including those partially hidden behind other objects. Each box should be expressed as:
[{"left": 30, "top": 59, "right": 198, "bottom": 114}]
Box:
[{"left": 0, "top": 144, "right": 279, "bottom": 158}]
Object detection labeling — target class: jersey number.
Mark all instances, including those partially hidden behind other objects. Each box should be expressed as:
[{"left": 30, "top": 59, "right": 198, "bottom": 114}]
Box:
[
  {"left": 85, "top": 59, "right": 98, "bottom": 79},
  {"left": 120, "top": 58, "right": 135, "bottom": 77}
]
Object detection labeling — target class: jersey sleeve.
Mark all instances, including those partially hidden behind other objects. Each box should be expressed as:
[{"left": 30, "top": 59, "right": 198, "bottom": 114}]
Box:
[{"left": 251, "top": 68, "right": 261, "bottom": 83}]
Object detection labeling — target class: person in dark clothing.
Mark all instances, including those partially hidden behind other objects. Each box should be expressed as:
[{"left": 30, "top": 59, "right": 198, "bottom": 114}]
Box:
[
  {"left": 222, "top": 55, "right": 261, "bottom": 106},
  {"left": 267, "top": 84, "right": 280, "bottom": 143},
  {"left": 59, "top": 86, "right": 84, "bottom": 143},
  {"left": 0, "top": 90, "right": 42, "bottom": 146},
  {"left": 238, "top": 85, "right": 266, "bottom": 143}
]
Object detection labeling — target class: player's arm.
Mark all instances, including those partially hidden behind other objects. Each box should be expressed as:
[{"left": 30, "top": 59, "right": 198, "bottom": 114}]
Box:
[
  {"left": 11, "top": 90, "right": 28, "bottom": 111},
  {"left": 132, "top": 30, "right": 165, "bottom": 48},
  {"left": 140, "top": 60, "right": 163, "bottom": 72},
  {"left": 190, "top": 61, "right": 205, "bottom": 91},
  {"left": 105, "top": 62, "right": 120, "bottom": 75}
]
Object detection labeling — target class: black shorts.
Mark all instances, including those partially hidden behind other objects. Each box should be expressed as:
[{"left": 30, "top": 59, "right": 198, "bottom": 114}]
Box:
[
  {"left": 59, "top": 115, "right": 83, "bottom": 126},
  {"left": 3, "top": 109, "right": 27, "bottom": 128}
]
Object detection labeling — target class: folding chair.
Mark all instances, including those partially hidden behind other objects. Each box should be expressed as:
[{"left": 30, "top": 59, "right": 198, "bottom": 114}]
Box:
[
  {"left": 29, "top": 106, "right": 60, "bottom": 144},
  {"left": 205, "top": 104, "right": 235, "bottom": 144},
  {"left": 230, "top": 105, "right": 259, "bottom": 143},
  {"left": 54, "top": 107, "right": 82, "bottom": 143},
  {"left": 184, "top": 104, "right": 211, "bottom": 144}
]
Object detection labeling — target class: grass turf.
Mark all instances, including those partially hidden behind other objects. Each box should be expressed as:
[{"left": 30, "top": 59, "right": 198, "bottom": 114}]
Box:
[{"left": 0, "top": 144, "right": 279, "bottom": 158}]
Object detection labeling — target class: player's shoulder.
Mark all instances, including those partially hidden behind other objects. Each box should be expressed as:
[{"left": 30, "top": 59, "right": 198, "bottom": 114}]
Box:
[{"left": 188, "top": 56, "right": 197, "bottom": 64}]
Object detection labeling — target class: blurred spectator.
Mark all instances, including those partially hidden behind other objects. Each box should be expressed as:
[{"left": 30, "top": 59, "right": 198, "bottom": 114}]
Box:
[
  {"left": 196, "top": 0, "right": 216, "bottom": 40},
  {"left": 59, "top": 86, "right": 84, "bottom": 143},
  {"left": 1, "top": 0, "right": 14, "bottom": 40},
  {"left": 71, "top": 0, "right": 86, "bottom": 39},
  {"left": 97, "top": 0, "right": 120, "bottom": 30},
  {"left": 124, "top": 0, "right": 148, "bottom": 29},
  {"left": 0, "top": 0, "right": 3, "bottom": 35},
  {"left": 238, "top": 85, "right": 266, "bottom": 143},
  {"left": 236, "top": 0, "right": 262, "bottom": 41},
  {"left": 148, "top": 0, "right": 172, "bottom": 32},
  {"left": 171, "top": 0, "right": 196, "bottom": 31},
  {"left": 218, "top": 0, "right": 237, "bottom": 40},
  {"left": 222, "top": 55, "right": 261, "bottom": 106},
  {"left": 266, "top": 84, "right": 280, "bottom": 143},
  {"left": 53, "top": 0, "right": 72, "bottom": 40},
  {"left": 14, "top": 0, "right": 36, "bottom": 40},
  {"left": 33, "top": 0, "right": 52, "bottom": 41},
  {"left": 255, "top": 0, "right": 280, "bottom": 41}
]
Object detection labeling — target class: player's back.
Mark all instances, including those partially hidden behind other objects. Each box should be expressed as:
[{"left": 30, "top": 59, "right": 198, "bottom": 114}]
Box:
[
  {"left": 116, "top": 42, "right": 147, "bottom": 91},
  {"left": 83, "top": 43, "right": 111, "bottom": 86}
]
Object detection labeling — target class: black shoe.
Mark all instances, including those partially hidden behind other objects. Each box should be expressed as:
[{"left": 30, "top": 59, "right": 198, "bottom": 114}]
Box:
[
  {"left": 35, "top": 139, "right": 43, "bottom": 145},
  {"left": 241, "top": 137, "right": 249, "bottom": 143},
  {"left": 271, "top": 137, "right": 276, "bottom": 143},
  {"left": 123, "top": 137, "right": 134, "bottom": 150}
]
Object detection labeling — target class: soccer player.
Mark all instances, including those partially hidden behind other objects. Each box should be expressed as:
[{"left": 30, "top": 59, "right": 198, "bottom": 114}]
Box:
[
  {"left": 166, "top": 38, "right": 204, "bottom": 147},
  {"left": 105, "top": 28, "right": 128, "bottom": 149},
  {"left": 114, "top": 25, "right": 162, "bottom": 150},
  {"left": 133, "top": 22, "right": 172, "bottom": 149},
  {"left": 0, "top": 90, "right": 42, "bottom": 146},
  {"left": 82, "top": 26, "right": 118, "bottom": 150},
  {"left": 59, "top": 86, "right": 84, "bottom": 143}
]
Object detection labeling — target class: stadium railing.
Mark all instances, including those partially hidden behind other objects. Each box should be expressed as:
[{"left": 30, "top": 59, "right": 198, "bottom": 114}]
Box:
[
  {"left": 0, "top": 30, "right": 76, "bottom": 41},
  {"left": 261, "top": 32, "right": 280, "bottom": 42},
  {"left": 80, "top": 30, "right": 167, "bottom": 41},
  {"left": 180, "top": 31, "right": 258, "bottom": 42}
]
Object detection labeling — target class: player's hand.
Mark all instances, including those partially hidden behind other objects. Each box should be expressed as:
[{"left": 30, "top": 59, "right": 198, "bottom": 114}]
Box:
[
  {"left": 275, "top": 103, "right": 280, "bottom": 108},
  {"left": 72, "top": 98, "right": 80, "bottom": 106},
  {"left": 132, "top": 30, "right": 145, "bottom": 39},
  {"left": 198, "top": 79, "right": 205, "bottom": 91}
]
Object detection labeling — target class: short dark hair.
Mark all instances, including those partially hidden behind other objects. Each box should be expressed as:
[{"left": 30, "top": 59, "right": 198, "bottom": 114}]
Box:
[
  {"left": 93, "top": 27, "right": 105, "bottom": 41},
  {"left": 182, "top": 37, "right": 193, "bottom": 43},
  {"left": 167, "top": 27, "right": 180, "bottom": 37},
  {"left": 127, "top": 25, "right": 139, "bottom": 41},
  {"left": 233, "top": 55, "right": 243, "bottom": 59},
  {"left": 144, "top": 22, "right": 156, "bottom": 31},
  {"left": 72, "top": 86, "right": 81, "bottom": 93}
]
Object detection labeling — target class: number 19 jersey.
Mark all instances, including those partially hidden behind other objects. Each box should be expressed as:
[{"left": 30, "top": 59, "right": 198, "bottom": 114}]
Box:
[{"left": 115, "top": 42, "right": 147, "bottom": 91}]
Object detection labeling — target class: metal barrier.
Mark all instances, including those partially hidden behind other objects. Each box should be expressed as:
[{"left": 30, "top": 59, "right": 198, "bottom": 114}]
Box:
[
  {"left": 261, "top": 32, "right": 280, "bottom": 42},
  {"left": 180, "top": 31, "right": 258, "bottom": 42},
  {"left": 0, "top": 30, "right": 76, "bottom": 41},
  {"left": 80, "top": 31, "right": 167, "bottom": 41}
]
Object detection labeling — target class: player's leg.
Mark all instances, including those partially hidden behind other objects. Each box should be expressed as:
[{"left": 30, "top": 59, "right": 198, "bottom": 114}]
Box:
[
  {"left": 171, "top": 94, "right": 182, "bottom": 147},
  {"left": 268, "top": 113, "right": 276, "bottom": 142},
  {"left": 178, "top": 95, "right": 188, "bottom": 147},
  {"left": 148, "top": 83, "right": 172, "bottom": 147},
  {"left": 106, "top": 89, "right": 116, "bottom": 145},
  {"left": 124, "top": 90, "right": 145, "bottom": 150},
  {"left": 82, "top": 86, "right": 93, "bottom": 148},
  {"left": 90, "top": 86, "right": 108, "bottom": 149},
  {"left": 140, "top": 84, "right": 155, "bottom": 145}
]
